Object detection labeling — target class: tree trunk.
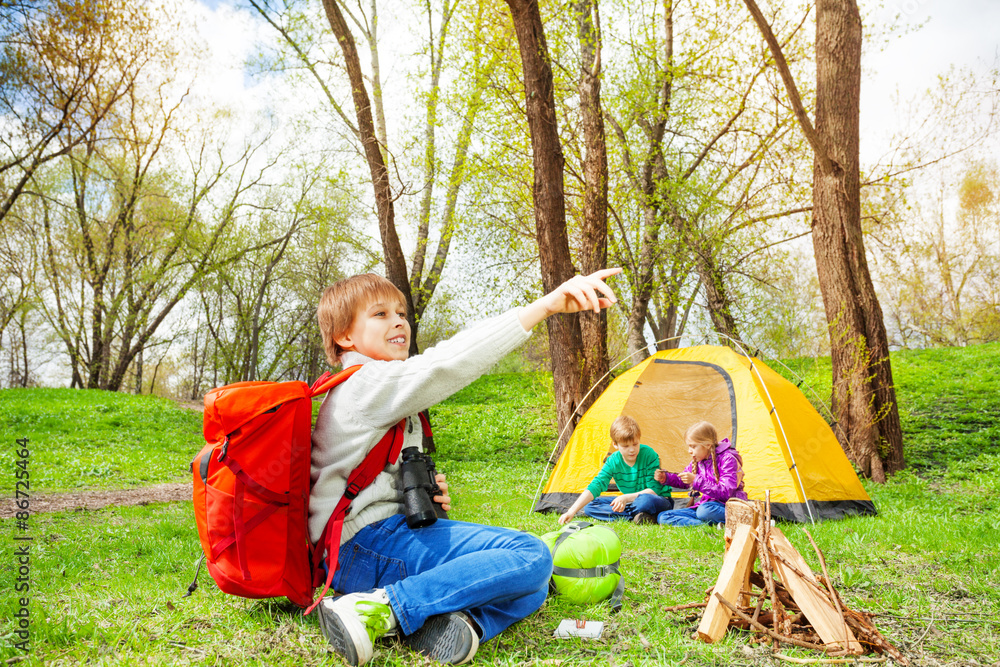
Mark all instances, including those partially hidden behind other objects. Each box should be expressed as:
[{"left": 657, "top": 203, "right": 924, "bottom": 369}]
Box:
[
  {"left": 695, "top": 241, "right": 743, "bottom": 346},
  {"left": 741, "top": 0, "right": 904, "bottom": 479},
  {"left": 574, "top": 0, "right": 609, "bottom": 406},
  {"left": 812, "top": 0, "right": 903, "bottom": 480},
  {"left": 606, "top": 0, "right": 673, "bottom": 362},
  {"left": 321, "top": 0, "right": 416, "bottom": 354},
  {"left": 135, "top": 348, "right": 143, "bottom": 394},
  {"left": 504, "top": 0, "right": 585, "bottom": 452},
  {"left": 649, "top": 261, "right": 694, "bottom": 350},
  {"left": 623, "top": 205, "right": 662, "bottom": 359}
]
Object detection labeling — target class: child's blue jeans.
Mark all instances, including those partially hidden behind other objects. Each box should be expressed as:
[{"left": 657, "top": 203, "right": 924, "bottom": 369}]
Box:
[
  {"left": 581, "top": 493, "right": 673, "bottom": 522},
  {"left": 330, "top": 514, "right": 551, "bottom": 642},
  {"left": 656, "top": 500, "right": 726, "bottom": 526}
]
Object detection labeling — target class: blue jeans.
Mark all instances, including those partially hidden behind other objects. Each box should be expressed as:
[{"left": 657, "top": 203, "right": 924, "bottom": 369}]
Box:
[
  {"left": 582, "top": 493, "right": 673, "bottom": 522},
  {"left": 331, "top": 514, "right": 552, "bottom": 642},
  {"left": 656, "top": 500, "right": 727, "bottom": 526}
]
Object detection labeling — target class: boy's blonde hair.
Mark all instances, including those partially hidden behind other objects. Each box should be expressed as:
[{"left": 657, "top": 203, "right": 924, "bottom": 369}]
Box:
[
  {"left": 317, "top": 273, "right": 406, "bottom": 364},
  {"left": 610, "top": 415, "right": 641, "bottom": 446}
]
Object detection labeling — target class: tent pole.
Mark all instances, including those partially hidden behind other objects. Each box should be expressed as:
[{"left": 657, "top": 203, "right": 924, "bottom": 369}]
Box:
[
  {"left": 759, "top": 355, "right": 853, "bottom": 456},
  {"left": 712, "top": 333, "right": 816, "bottom": 524}
]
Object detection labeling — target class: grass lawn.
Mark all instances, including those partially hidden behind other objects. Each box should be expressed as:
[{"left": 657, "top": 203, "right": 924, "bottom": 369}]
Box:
[
  {"left": 2, "top": 344, "right": 999, "bottom": 666},
  {"left": 0, "top": 388, "right": 202, "bottom": 493}
]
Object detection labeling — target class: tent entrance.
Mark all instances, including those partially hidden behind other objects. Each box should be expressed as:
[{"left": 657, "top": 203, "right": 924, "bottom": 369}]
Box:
[{"left": 621, "top": 360, "right": 738, "bottom": 473}]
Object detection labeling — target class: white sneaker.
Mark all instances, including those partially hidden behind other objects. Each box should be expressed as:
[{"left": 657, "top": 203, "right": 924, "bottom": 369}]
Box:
[
  {"left": 402, "top": 611, "right": 480, "bottom": 665},
  {"left": 318, "top": 590, "right": 397, "bottom": 666}
]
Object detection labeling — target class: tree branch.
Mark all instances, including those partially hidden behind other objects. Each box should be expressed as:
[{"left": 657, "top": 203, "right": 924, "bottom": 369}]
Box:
[{"left": 740, "top": 0, "right": 832, "bottom": 172}]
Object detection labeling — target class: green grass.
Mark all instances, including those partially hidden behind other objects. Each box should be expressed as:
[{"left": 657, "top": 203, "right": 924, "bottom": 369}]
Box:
[
  {"left": 0, "top": 388, "right": 203, "bottom": 494},
  {"left": 2, "top": 344, "right": 999, "bottom": 665},
  {"left": 430, "top": 371, "right": 556, "bottom": 464},
  {"left": 778, "top": 341, "right": 1000, "bottom": 471}
]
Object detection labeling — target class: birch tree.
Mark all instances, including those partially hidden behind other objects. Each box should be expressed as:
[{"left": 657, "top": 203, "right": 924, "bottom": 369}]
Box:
[
  {"left": 249, "top": 0, "right": 490, "bottom": 353},
  {"left": 603, "top": 0, "right": 811, "bottom": 356}
]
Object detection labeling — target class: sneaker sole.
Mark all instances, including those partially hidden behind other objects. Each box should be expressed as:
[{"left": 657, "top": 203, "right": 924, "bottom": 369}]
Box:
[
  {"left": 318, "top": 601, "right": 371, "bottom": 666},
  {"left": 402, "top": 612, "right": 479, "bottom": 665}
]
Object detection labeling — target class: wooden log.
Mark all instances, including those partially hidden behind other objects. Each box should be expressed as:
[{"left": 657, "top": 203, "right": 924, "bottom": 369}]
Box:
[
  {"left": 749, "top": 570, "right": 798, "bottom": 611},
  {"left": 762, "top": 491, "right": 783, "bottom": 646},
  {"left": 724, "top": 498, "right": 761, "bottom": 544},
  {"left": 662, "top": 602, "right": 707, "bottom": 613},
  {"left": 843, "top": 610, "right": 911, "bottom": 666},
  {"left": 713, "top": 592, "right": 851, "bottom": 654},
  {"left": 768, "top": 528, "right": 863, "bottom": 654},
  {"left": 725, "top": 498, "right": 761, "bottom": 605},
  {"left": 697, "top": 523, "right": 757, "bottom": 643},
  {"left": 802, "top": 528, "right": 852, "bottom": 650},
  {"left": 773, "top": 654, "right": 888, "bottom": 664}
]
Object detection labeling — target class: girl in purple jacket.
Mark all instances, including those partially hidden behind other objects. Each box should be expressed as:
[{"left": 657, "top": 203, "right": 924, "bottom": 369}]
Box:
[{"left": 653, "top": 421, "right": 747, "bottom": 526}]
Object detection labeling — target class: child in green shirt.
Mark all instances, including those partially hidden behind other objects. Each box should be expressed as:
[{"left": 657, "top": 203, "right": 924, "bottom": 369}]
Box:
[{"left": 558, "top": 415, "right": 673, "bottom": 525}]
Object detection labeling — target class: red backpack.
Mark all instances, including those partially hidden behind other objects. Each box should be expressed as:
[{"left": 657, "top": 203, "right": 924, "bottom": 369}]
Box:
[{"left": 190, "top": 366, "right": 407, "bottom": 611}]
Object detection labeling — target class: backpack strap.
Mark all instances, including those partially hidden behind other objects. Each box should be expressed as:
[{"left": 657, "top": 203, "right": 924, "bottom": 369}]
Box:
[
  {"left": 303, "top": 418, "right": 406, "bottom": 616},
  {"left": 309, "top": 364, "right": 363, "bottom": 397}
]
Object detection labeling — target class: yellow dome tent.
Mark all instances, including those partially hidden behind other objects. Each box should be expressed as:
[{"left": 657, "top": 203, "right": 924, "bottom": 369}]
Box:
[{"left": 533, "top": 346, "right": 875, "bottom": 522}]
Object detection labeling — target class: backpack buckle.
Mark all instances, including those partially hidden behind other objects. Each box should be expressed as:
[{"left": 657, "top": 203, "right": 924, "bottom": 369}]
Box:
[
  {"left": 217, "top": 436, "right": 230, "bottom": 461},
  {"left": 344, "top": 482, "right": 362, "bottom": 500}
]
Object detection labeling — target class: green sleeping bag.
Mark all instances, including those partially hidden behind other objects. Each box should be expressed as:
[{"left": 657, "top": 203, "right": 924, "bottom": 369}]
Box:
[{"left": 540, "top": 521, "right": 624, "bottom": 608}]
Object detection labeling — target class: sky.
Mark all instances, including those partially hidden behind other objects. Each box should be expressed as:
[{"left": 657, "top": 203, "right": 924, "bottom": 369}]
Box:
[
  {"left": 861, "top": 0, "right": 999, "bottom": 163},
  {"left": 191, "top": 0, "right": 1000, "bottom": 167}
]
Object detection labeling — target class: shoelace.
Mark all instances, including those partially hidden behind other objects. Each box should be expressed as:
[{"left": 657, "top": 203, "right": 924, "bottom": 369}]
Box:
[{"left": 355, "top": 600, "right": 393, "bottom": 643}]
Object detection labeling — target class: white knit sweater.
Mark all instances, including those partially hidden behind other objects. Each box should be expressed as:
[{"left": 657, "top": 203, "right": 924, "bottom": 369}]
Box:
[{"left": 308, "top": 308, "right": 532, "bottom": 545}]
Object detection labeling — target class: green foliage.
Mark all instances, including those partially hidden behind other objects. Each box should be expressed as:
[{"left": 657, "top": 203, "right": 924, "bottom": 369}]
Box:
[
  {"left": 891, "top": 342, "right": 1000, "bottom": 470},
  {"left": 0, "top": 388, "right": 202, "bottom": 493},
  {"left": 778, "top": 341, "right": 1000, "bottom": 471}
]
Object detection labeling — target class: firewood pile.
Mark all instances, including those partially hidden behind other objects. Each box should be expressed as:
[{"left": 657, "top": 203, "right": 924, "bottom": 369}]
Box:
[{"left": 674, "top": 495, "right": 909, "bottom": 665}]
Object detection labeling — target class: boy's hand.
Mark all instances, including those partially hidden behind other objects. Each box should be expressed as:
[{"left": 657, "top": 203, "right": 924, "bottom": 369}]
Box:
[
  {"left": 610, "top": 494, "right": 631, "bottom": 513},
  {"left": 433, "top": 473, "right": 451, "bottom": 511},
  {"left": 654, "top": 469, "right": 666, "bottom": 484},
  {"left": 558, "top": 510, "right": 576, "bottom": 525},
  {"left": 519, "top": 268, "right": 622, "bottom": 331},
  {"left": 544, "top": 268, "right": 621, "bottom": 316}
]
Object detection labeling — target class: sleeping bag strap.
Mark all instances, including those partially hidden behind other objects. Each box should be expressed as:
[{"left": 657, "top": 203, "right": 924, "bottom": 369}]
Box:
[
  {"left": 552, "top": 562, "right": 620, "bottom": 578},
  {"left": 303, "top": 419, "right": 406, "bottom": 616},
  {"left": 608, "top": 572, "right": 625, "bottom": 612},
  {"left": 549, "top": 521, "right": 625, "bottom": 613},
  {"left": 552, "top": 521, "right": 590, "bottom": 551}
]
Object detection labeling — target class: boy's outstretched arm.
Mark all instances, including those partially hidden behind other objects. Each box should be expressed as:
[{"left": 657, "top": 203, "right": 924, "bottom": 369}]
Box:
[
  {"left": 518, "top": 268, "right": 621, "bottom": 331},
  {"left": 558, "top": 490, "right": 595, "bottom": 525}
]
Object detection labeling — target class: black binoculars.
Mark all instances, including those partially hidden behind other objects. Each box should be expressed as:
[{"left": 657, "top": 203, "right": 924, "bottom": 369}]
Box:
[{"left": 399, "top": 446, "right": 448, "bottom": 528}]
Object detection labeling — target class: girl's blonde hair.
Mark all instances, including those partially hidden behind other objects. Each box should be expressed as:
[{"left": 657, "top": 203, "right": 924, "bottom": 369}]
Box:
[
  {"left": 317, "top": 273, "right": 406, "bottom": 364},
  {"left": 685, "top": 420, "right": 720, "bottom": 480}
]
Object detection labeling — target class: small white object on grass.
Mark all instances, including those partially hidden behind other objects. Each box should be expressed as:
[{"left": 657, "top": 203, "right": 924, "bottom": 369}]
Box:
[{"left": 553, "top": 619, "right": 604, "bottom": 639}]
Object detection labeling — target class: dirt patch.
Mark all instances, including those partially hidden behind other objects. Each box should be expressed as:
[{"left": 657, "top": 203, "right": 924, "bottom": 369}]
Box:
[
  {"left": 1, "top": 398, "right": 203, "bottom": 520},
  {"left": 174, "top": 398, "right": 205, "bottom": 413},
  {"left": 2, "top": 482, "right": 191, "bottom": 519}
]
